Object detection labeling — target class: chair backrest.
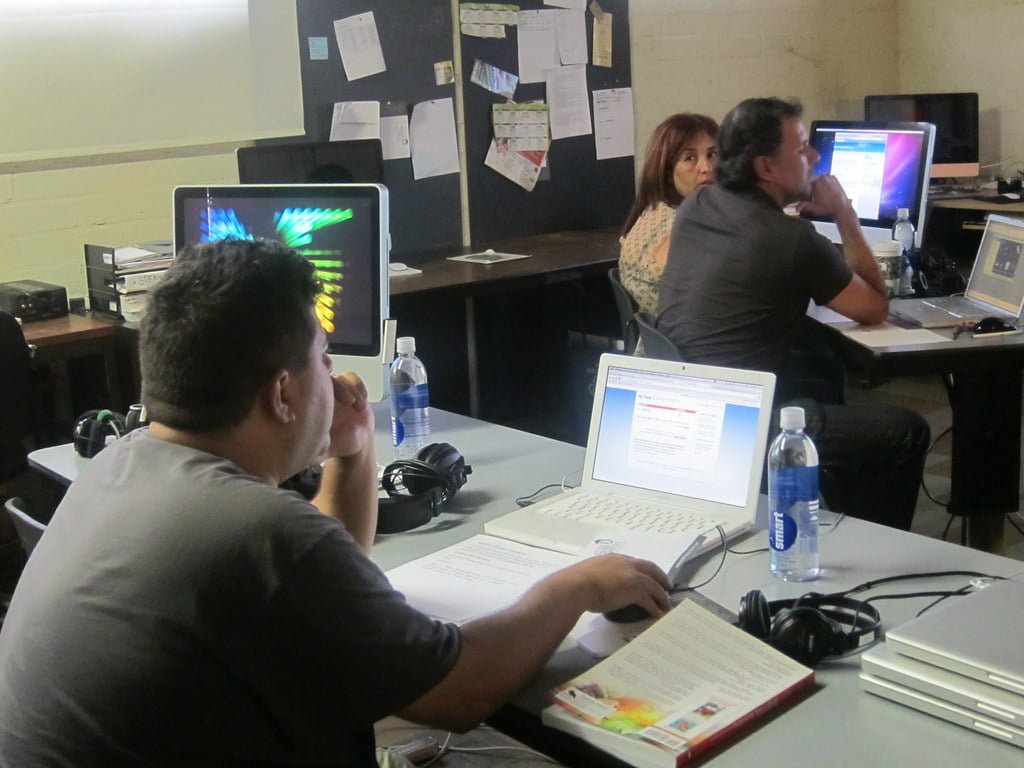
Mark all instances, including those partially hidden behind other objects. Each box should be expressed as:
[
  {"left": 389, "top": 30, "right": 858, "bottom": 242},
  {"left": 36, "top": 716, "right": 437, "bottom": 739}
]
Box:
[
  {"left": 634, "top": 312, "right": 682, "bottom": 361},
  {"left": 4, "top": 497, "right": 46, "bottom": 558},
  {"left": 607, "top": 268, "right": 639, "bottom": 355},
  {"left": 0, "top": 312, "right": 36, "bottom": 480}
]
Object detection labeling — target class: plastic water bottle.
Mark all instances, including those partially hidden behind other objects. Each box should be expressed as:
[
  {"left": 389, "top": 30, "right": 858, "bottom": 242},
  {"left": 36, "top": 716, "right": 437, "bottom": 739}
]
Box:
[
  {"left": 389, "top": 336, "right": 431, "bottom": 459},
  {"left": 768, "top": 407, "right": 820, "bottom": 581},
  {"left": 892, "top": 207, "right": 916, "bottom": 297}
]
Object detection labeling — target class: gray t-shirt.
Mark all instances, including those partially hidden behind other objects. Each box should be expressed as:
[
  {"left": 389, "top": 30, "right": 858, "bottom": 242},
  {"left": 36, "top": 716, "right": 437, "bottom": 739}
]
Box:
[
  {"left": 658, "top": 184, "right": 852, "bottom": 372},
  {"left": 0, "top": 430, "right": 460, "bottom": 767}
]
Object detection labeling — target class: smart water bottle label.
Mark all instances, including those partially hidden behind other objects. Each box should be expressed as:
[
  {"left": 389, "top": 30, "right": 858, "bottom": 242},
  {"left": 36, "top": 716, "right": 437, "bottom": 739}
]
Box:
[
  {"left": 394, "top": 383, "right": 429, "bottom": 412},
  {"left": 769, "top": 466, "right": 818, "bottom": 552}
]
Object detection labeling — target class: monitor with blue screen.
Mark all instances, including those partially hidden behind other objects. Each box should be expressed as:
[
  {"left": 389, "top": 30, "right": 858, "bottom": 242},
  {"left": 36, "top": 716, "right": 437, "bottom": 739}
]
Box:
[
  {"left": 172, "top": 184, "right": 393, "bottom": 401},
  {"left": 803, "top": 120, "right": 935, "bottom": 248}
]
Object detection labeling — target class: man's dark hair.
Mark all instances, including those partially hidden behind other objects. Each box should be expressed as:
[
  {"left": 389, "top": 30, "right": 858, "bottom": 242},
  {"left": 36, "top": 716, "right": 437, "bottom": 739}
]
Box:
[
  {"left": 140, "top": 239, "right": 320, "bottom": 431},
  {"left": 715, "top": 98, "right": 803, "bottom": 191}
]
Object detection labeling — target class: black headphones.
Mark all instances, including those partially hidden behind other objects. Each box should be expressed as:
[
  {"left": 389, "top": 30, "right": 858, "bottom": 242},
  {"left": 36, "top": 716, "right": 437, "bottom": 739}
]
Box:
[
  {"left": 738, "top": 590, "right": 882, "bottom": 666},
  {"left": 72, "top": 409, "right": 127, "bottom": 458},
  {"left": 72, "top": 404, "right": 149, "bottom": 458},
  {"left": 377, "top": 442, "right": 472, "bottom": 534}
]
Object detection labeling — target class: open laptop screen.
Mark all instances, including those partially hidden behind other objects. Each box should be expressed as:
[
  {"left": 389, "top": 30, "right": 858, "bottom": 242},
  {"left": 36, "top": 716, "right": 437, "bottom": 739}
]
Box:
[
  {"left": 966, "top": 215, "right": 1024, "bottom": 314},
  {"left": 803, "top": 120, "right": 934, "bottom": 247},
  {"left": 591, "top": 365, "right": 766, "bottom": 508}
]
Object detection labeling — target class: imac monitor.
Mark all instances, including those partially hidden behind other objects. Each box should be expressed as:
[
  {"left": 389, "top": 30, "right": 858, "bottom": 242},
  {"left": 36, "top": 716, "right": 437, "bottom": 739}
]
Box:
[
  {"left": 172, "top": 184, "right": 392, "bottom": 401},
  {"left": 803, "top": 120, "right": 935, "bottom": 248},
  {"left": 864, "top": 93, "right": 979, "bottom": 179},
  {"left": 236, "top": 139, "right": 385, "bottom": 185}
]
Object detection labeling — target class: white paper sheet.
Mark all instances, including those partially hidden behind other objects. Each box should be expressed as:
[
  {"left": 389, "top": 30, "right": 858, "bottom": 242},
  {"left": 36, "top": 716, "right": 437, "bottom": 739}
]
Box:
[
  {"left": 517, "top": 9, "right": 560, "bottom": 84},
  {"left": 484, "top": 139, "right": 546, "bottom": 191},
  {"left": 592, "top": 9, "right": 612, "bottom": 67},
  {"left": 547, "top": 64, "right": 592, "bottom": 140},
  {"left": 592, "top": 87, "right": 634, "bottom": 160},
  {"left": 329, "top": 100, "right": 380, "bottom": 142},
  {"left": 555, "top": 10, "right": 588, "bottom": 65},
  {"left": 333, "top": 11, "right": 386, "bottom": 81},
  {"left": 409, "top": 97, "right": 461, "bottom": 180},
  {"left": 380, "top": 114, "right": 411, "bottom": 160},
  {"left": 471, "top": 59, "right": 519, "bottom": 98},
  {"left": 842, "top": 325, "right": 948, "bottom": 347},
  {"left": 385, "top": 534, "right": 574, "bottom": 622}
]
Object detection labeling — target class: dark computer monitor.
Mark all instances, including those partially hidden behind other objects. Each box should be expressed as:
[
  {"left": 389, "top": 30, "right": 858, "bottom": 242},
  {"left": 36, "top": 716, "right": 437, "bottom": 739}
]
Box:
[
  {"left": 864, "top": 93, "right": 979, "bottom": 179},
  {"left": 803, "top": 121, "right": 935, "bottom": 249},
  {"left": 172, "top": 183, "right": 392, "bottom": 400},
  {"left": 236, "top": 139, "right": 385, "bottom": 185}
]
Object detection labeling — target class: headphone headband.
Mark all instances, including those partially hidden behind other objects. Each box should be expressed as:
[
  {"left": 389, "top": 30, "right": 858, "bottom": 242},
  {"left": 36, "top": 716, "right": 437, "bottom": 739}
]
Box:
[{"left": 377, "top": 443, "right": 471, "bottom": 534}]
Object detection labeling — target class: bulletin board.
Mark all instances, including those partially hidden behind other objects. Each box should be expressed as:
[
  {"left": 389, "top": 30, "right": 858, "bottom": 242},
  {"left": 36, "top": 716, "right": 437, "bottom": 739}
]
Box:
[
  {"left": 293, "top": 1, "right": 463, "bottom": 257},
  {"left": 459, "top": 0, "right": 634, "bottom": 244}
]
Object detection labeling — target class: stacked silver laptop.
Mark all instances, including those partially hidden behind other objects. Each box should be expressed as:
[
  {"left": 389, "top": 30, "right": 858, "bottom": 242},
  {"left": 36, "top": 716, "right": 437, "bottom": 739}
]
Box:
[{"left": 859, "top": 578, "right": 1024, "bottom": 748}]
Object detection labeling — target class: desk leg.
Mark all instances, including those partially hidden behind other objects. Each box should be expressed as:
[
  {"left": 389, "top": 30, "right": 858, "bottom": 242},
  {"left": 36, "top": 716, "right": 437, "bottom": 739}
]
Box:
[
  {"left": 465, "top": 296, "right": 480, "bottom": 419},
  {"left": 948, "top": 368, "right": 1021, "bottom": 551}
]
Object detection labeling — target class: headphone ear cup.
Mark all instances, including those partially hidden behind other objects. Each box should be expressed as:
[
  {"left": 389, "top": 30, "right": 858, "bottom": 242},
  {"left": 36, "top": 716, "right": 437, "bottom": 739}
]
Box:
[
  {"left": 738, "top": 590, "right": 772, "bottom": 640},
  {"left": 769, "top": 607, "right": 844, "bottom": 666}
]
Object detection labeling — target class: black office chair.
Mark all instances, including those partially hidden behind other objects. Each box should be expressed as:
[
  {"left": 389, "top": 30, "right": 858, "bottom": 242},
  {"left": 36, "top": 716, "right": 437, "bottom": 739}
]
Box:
[
  {"left": 0, "top": 312, "right": 36, "bottom": 484},
  {"left": 607, "top": 268, "right": 639, "bottom": 355},
  {"left": 634, "top": 312, "right": 682, "bottom": 361},
  {"left": 4, "top": 497, "right": 46, "bottom": 558}
]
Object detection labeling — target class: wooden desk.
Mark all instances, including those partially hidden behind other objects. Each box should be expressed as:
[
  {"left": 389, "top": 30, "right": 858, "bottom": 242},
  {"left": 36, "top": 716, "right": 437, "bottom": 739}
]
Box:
[
  {"left": 393, "top": 229, "right": 620, "bottom": 436},
  {"left": 812, "top": 312, "right": 1024, "bottom": 552},
  {"left": 20, "top": 314, "right": 136, "bottom": 438}
]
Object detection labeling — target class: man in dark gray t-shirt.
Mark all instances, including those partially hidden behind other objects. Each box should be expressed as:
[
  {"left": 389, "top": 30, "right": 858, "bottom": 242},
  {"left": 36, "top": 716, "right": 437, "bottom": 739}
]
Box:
[
  {"left": 0, "top": 240, "right": 672, "bottom": 767},
  {"left": 657, "top": 98, "right": 929, "bottom": 531}
]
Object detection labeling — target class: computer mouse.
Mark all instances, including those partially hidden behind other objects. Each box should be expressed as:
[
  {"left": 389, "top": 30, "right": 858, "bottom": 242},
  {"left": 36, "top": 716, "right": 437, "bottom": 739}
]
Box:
[
  {"left": 602, "top": 604, "right": 653, "bottom": 623},
  {"left": 1002, "top": 193, "right": 1021, "bottom": 201},
  {"left": 973, "top": 316, "right": 1016, "bottom": 334},
  {"left": 389, "top": 262, "right": 408, "bottom": 272}
]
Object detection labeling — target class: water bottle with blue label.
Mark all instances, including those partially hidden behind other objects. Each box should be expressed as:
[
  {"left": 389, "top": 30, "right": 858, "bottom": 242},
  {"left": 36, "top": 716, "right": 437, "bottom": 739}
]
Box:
[
  {"left": 389, "top": 336, "right": 431, "bottom": 459},
  {"left": 768, "top": 406, "right": 820, "bottom": 580}
]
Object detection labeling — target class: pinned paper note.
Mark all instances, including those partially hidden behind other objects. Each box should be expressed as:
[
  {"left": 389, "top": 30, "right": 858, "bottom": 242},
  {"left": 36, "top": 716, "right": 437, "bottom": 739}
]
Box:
[
  {"left": 460, "top": 3, "right": 518, "bottom": 37},
  {"left": 410, "top": 98, "right": 461, "bottom": 180},
  {"left": 518, "top": 9, "right": 560, "bottom": 83},
  {"left": 381, "top": 114, "right": 411, "bottom": 160},
  {"left": 433, "top": 60, "right": 455, "bottom": 86},
  {"left": 556, "top": 10, "right": 588, "bottom": 65},
  {"left": 547, "top": 64, "right": 592, "bottom": 140},
  {"left": 308, "top": 36, "right": 329, "bottom": 61},
  {"left": 484, "top": 139, "right": 546, "bottom": 192},
  {"left": 592, "top": 9, "right": 612, "bottom": 67},
  {"left": 329, "top": 101, "right": 380, "bottom": 142},
  {"left": 471, "top": 59, "right": 519, "bottom": 98},
  {"left": 333, "top": 11, "right": 386, "bottom": 81},
  {"left": 593, "top": 88, "right": 634, "bottom": 160},
  {"left": 492, "top": 102, "right": 550, "bottom": 152}
]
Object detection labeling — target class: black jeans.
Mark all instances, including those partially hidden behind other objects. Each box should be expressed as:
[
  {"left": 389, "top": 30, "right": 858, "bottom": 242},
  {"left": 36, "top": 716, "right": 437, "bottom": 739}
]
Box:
[{"left": 774, "top": 397, "right": 931, "bottom": 532}]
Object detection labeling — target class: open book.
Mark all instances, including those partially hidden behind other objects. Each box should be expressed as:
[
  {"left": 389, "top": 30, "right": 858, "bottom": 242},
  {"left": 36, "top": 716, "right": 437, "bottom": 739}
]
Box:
[{"left": 542, "top": 599, "right": 816, "bottom": 767}]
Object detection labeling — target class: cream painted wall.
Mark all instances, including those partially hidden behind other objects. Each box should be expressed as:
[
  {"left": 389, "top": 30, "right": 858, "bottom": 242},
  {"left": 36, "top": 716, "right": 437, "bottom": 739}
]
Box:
[
  {"left": 0, "top": 153, "right": 237, "bottom": 295},
  {"left": 898, "top": 0, "right": 1024, "bottom": 174},
  {"left": 2, "top": 1, "right": 1018, "bottom": 298},
  {"left": 629, "top": 0, "right": 900, "bottom": 161}
]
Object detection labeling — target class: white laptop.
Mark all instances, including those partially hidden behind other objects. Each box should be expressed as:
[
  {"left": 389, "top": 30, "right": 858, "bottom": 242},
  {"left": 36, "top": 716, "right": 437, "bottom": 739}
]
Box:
[
  {"left": 884, "top": 578, "right": 1024, "bottom": 696},
  {"left": 861, "top": 644, "right": 1024, "bottom": 728},
  {"left": 890, "top": 214, "right": 1024, "bottom": 328},
  {"left": 484, "top": 354, "right": 776, "bottom": 558}
]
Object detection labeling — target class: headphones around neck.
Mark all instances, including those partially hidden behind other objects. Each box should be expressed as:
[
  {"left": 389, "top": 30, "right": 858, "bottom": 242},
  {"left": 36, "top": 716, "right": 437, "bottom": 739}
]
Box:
[
  {"left": 377, "top": 442, "right": 472, "bottom": 534},
  {"left": 738, "top": 589, "right": 882, "bottom": 666}
]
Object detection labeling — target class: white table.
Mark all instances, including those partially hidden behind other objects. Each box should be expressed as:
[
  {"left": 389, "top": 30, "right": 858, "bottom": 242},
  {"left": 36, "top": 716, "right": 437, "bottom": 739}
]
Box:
[{"left": 28, "top": 404, "right": 1024, "bottom": 766}]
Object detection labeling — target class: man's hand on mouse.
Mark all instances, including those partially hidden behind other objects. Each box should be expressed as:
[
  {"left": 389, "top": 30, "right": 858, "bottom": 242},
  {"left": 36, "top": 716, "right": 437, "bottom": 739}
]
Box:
[{"left": 566, "top": 554, "right": 672, "bottom": 619}]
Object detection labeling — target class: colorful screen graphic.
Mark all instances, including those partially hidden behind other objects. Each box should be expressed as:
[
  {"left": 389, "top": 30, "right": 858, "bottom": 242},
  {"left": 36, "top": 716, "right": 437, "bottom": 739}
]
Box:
[{"left": 175, "top": 187, "right": 384, "bottom": 354}]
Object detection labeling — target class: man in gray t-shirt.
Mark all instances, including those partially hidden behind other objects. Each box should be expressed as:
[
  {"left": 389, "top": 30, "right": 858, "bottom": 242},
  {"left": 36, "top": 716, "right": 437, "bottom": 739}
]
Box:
[{"left": 0, "top": 240, "right": 672, "bottom": 766}]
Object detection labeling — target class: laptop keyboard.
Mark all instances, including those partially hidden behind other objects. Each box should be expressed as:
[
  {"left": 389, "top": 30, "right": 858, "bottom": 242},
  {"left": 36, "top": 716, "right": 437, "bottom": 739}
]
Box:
[
  {"left": 541, "top": 492, "right": 722, "bottom": 535},
  {"left": 920, "top": 295, "right": 986, "bottom": 316}
]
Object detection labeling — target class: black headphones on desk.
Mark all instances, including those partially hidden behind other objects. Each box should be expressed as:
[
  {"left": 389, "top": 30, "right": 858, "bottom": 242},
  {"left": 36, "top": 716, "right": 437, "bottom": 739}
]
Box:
[
  {"left": 377, "top": 442, "right": 472, "bottom": 534},
  {"left": 72, "top": 409, "right": 127, "bottom": 458},
  {"left": 738, "top": 590, "right": 882, "bottom": 666}
]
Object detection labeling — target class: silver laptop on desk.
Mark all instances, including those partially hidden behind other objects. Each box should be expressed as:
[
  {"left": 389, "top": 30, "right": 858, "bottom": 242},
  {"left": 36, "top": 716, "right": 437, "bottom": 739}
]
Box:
[
  {"left": 890, "top": 214, "right": 1024, "bottom": 328},
  {"left": 484, "top": 354, "right": 776, "bottom": 557},
  {"left": 884, "top": 578, "right": 1024, "bottom": 696}
]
